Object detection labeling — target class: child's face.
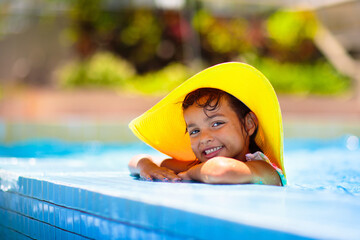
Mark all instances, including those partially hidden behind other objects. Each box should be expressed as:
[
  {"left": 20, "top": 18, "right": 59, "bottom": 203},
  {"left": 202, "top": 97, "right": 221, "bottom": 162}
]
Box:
[{"left": 183, "top": 96, "right": 251, "bottom": 163}]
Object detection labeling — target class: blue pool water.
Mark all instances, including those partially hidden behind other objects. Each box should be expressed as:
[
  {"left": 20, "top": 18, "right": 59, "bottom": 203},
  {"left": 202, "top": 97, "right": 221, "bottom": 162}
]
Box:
[
  {"left": 1, "top": 136, "right": 360, "bottom": 239},
  {"left": 1, "top": 136, "right": 359, "bottom": 195}
]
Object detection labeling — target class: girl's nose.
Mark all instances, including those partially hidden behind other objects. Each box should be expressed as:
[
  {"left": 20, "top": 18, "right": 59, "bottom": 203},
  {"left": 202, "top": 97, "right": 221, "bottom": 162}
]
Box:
[{"left": 199, "top": 130, "right": 213, "bottom": 145}]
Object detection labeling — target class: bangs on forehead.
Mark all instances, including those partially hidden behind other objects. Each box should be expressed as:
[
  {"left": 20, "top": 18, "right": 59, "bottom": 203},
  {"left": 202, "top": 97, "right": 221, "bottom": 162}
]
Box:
[{"left": 182, "top": 88, "right": 226, "bottom": 112}]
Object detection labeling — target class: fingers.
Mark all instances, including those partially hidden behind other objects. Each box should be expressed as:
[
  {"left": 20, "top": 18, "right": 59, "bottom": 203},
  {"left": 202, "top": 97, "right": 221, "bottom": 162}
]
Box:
[
  {"left": 140, "top": 167, "right": 181, "bottom": 182},
  {"left": 140, "top": 172, "right": 153, "bottom": 181},
  {"left": 159, "top": 168, "right": 181, "bottom": 182}
]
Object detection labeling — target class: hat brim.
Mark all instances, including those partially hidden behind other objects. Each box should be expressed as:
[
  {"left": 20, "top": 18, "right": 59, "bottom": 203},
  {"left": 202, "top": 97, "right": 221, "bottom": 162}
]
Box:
[{"left": 129, "top": 62, "right": 285, "bottom": 175}]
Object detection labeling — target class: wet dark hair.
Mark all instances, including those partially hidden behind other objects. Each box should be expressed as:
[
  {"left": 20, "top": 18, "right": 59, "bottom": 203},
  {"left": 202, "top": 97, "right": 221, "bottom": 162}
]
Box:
[{"left": 182, "top": 88, "right": 261, "bottom": 153}]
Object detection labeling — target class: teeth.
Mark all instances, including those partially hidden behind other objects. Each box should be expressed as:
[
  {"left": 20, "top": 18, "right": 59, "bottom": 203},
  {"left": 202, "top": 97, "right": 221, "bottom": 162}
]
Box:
[{"left": 205, "top": 146, "right": 222, "bottom": 155}]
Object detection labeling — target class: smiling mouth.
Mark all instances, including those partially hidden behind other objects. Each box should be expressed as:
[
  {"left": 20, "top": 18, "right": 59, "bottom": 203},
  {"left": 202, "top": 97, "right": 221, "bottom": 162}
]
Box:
[{"left": 203, "top": 146, "right": 223, "bottom": 155}]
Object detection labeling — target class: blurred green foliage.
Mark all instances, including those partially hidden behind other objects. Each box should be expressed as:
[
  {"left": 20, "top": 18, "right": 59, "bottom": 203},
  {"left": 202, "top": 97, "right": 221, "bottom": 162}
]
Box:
[
  {"left": 127, "top": 63, "right": 193, "bottom": 95},
  {"left": 57, "top": 52, "right": 135, "bottom": 88},
  {"left": 193, "top": 9, "right": 249, "bottom": 54},
  {"left": 57, "top": 52, "right": 192, "bottom": 95},
  {"left": 247, "top": 56, "right": 351, "bottom": 95},
  {"left": 65, "top": 1, "right": 168, "bottom": 73},
  {"left": 58, "top": 51, "right": 350, "bottom": 96},
  {"left": 267, "top": 10, "right": 318, "bottom": 49},
  {"left": 266, "top": 10, "right": 319, "bottom": 62},
  {"left": 55, "top": 2, "right": 350, "bottom": 95}
]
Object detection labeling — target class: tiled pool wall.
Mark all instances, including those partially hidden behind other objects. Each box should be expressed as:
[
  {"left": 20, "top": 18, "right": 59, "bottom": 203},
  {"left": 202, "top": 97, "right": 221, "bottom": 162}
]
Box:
[
  {"left": 0, "top": 177, "right": 192, "bottom": 240},
  {"left": 1, "top": 172, "right": 320, "bottom": 240}
]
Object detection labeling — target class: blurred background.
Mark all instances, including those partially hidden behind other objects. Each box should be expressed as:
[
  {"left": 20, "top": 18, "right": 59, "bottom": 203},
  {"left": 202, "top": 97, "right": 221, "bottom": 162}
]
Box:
[{"left": 0, "top": 0, "right": 359, "bottom": 143}]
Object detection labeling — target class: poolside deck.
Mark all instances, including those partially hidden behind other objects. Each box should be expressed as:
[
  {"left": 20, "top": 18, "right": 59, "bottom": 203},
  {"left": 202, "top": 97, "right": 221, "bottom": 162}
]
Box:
[{"left": 1, "top": 87, "right": 359, "bottom": 123}]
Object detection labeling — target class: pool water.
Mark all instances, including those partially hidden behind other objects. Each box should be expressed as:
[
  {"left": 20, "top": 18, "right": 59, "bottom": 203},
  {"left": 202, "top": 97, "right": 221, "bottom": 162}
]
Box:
[
  {"left": 0, "top": 136, "right": 360, "bottom": 239},
  {"left": 1, "top": 136, "right": 359, "bottom": 194}
]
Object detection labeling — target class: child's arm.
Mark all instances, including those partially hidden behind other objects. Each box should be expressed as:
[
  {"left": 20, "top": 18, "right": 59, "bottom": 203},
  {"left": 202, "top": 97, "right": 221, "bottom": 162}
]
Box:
[
  {"left": 178, "top": 157, "right": 281, "bottom": 186},
  {"left": 128, "top": 154, "right": 198, "bottom": 182}
]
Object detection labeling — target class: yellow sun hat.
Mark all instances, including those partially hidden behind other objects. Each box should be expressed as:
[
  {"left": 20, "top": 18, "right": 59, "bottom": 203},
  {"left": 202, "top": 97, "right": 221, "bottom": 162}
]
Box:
[{"left": 129, "top": 62, "right": 285, "bottom": 175}]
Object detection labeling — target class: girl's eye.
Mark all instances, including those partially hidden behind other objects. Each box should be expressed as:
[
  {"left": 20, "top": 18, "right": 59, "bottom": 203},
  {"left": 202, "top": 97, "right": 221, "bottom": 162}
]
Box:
[
  {"left": 189, "top": 129, "right": 199, "bottom": 136},
  {"left": 212, "top": 121, "right": 224, "bottom": 127}
]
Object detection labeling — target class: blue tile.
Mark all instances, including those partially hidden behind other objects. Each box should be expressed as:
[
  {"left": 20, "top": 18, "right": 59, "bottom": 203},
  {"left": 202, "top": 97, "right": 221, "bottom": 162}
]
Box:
[
  {"left": 29, "top": 179, "right": 34, "bottom": 198},
  {"left": 54, "top": 205, "right": 61, "bottom": 227},
  {"left": 86, "top": 215, "right": 95, "bottom": 238},
  {"left": 28, "top": 198, "right": 36, "bottom": 219},
  {"left": 127, "top": 224, "right": 139, "bottom": 240},
  {"left": 40, "top": 201, "right": 45, "bottom": 222},
  {"left": 111, "top": 198, "right": 130, "bottom": 222},
  {"left": 42, "top": 222, "right": 50, "bottom": 240},
  {"left": 98, "top": 218, "right": 110, "bottom": 238},
  {"left": 18, "top": 194, "right": 24, "bottom": 213},
  {"left": 67, "top": 231, "right": 75, "bottom": 240},
  {"left": 48, "top": 225, "right": 56, "bottom": 240},
  {"left": 0, "top": 192, "right": 4, "bottom": 208},
  {"left": 32, "top": 198, "right": 40, "bottom": 220},
  {"left": 66, "top": 209, "right": 74, "bottom": 233},
  {"left": 19, "top": 212, "right": 25, "bottom": 234},
  {"left": 92, "top": 192, "right": 101, "bottom": 214},
  {"left": 39, "top": 180, "right": 44, "bottom": 200},
  {"left": 23, "top": 178, "right": 29, "bottom": 196},
  {"left": 60, "top": 185, "right": 66, "bottom": 205},
  {"left": 59, "top": 207, "right": 67, "bottom": 230},
  {"left": 18, "top": 177, "right": 25, "bottom": 195},
  {"left": 54, "top": 184, "right": 61, "bottom": 204},
  {"left": 55, "top": 227, "right": 63, "bottom": 240},
  {"left": 24, "top": 197, "right": 30, "bottom": 217},
  {"left": 2, "top": 209, "right": 9, "bottom": 228},
  {"left": 80, "top": 213, "right": 87, "bottom": 237},
  {"left": 43, "top": 201, "right": 49, "bottom": 223},
  {"left": 48, "top": 204, "right": 55, "bottom": 225},
  {"left": 33, "top": 179, "right": 42, "bottom": 199},
  {"left": 48, "top": 182, "right": 55, "bottom": 203},
  {"left": 34, "top": 219, "right": 40, "bottom": 240},
  {"left": 65, "top": 186, "right": 74, "bottom": 207},
  {"left": 27, "top": 217, "right": 34, "bottom": 239},
  {"left": 72, "top": 234, "right": 84, "bottom": 240},
  {"left": 86, "top": 191, "right": 94, "bottom": 213},
  {"left": 13, "top": 193, "right": 20, "bottom": 212},
  {"left": 79, "top": 189, "right": 87, "bottom": 211},
  {"left": 14, "top": 213, "right": 20, "bottom": 232},
  {"left": 111, "top": 221, "right": 127, "bottom": 240},
  {"left": 92, "top": 217, "right": 101, "bottom": 239},
  {"left": 61, "top": 228, "right": 69, "bottom": 240},
  {"left": 73, "top": 188, "right": 80, "bottom": 209},
  {"left": 73, "top": 211, "right": 81, "bottom": 235},
  {"left": 0, "top": 208, "right": 5, "bottom": 226},
  {"left": 25, "top": 197, "right": 31, "bottom": 218},
  {"left": 38, "top": 221, "right": 45, "bottom": 239},
  {"left": 42, "top": 181, "right": 49, "bottom": 201},
  {"left": 7, "top": 209, "right": 14, "bottom": 229},
  {"left": 31, "top": 179, "right": 37, "bottom": 198},
  {"left": 2, "top": 191, "right": 9, "bottom": 209},
  {"left": 23, "top": 215, "right": 29, "bottom": 237},
  {"left": 1, "top": 192, "right": 8, "bottom": 209}
]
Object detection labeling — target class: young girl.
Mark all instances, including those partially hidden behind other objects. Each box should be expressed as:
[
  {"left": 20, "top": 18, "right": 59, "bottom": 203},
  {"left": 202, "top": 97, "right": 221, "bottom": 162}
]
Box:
[{"left": 128, "top": 62, "right": 286, "bottom": 186}]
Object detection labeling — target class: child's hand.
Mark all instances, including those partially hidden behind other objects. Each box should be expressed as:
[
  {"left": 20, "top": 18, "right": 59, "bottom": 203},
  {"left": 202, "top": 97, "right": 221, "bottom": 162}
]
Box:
[
  {"left": 178, "top": 171, "right": 191, "bottom": 180},
  {"left": 138, "top": 158, "right": 181, "bottom": 182}
]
